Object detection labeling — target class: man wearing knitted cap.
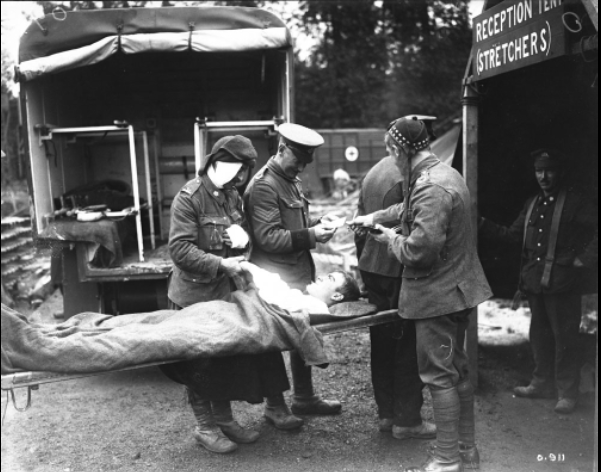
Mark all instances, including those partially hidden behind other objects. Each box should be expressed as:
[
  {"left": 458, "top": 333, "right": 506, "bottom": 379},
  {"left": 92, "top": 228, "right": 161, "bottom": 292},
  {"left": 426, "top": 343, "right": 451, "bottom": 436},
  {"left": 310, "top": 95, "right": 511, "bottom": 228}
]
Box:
[
  {"left": 244, "top": 123, "right": 345, "bottom": 426},
  {"left": 352, "top": 116, "right": 492, "bottom": 472},
  {"left": 163, "top": 135, "right": 291, "bottom": 454},
  {"left": 479, "top": 149, "right": 598, "bottom": 415}
]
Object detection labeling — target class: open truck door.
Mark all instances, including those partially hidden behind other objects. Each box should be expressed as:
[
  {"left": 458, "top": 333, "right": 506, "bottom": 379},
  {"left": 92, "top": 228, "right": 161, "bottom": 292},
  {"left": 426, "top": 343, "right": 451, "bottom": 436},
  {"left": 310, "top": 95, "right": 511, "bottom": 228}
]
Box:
[{"left": 18, "top": 6, "right": 293, "bottom": 318}]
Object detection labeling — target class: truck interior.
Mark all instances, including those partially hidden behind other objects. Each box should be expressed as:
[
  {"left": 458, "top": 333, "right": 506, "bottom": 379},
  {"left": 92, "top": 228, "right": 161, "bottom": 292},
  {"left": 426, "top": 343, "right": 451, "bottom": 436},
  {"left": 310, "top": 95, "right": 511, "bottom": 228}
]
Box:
[
  {"left": 18, "top": 5, "right": 293, "bottom": 316},
  {"left": 24, "top": 48, "right": 289, "bottom": 274}
]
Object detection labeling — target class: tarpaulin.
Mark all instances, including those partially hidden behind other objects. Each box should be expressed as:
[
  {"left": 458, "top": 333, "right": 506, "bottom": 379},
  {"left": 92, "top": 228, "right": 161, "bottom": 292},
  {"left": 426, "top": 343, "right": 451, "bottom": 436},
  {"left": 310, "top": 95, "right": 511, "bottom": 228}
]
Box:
[
  {"left": 18, "top": 6, "right": 291, "bottom": 81},
  {"left": 1, "top": 288, "right": 327, "bottom": 375}
]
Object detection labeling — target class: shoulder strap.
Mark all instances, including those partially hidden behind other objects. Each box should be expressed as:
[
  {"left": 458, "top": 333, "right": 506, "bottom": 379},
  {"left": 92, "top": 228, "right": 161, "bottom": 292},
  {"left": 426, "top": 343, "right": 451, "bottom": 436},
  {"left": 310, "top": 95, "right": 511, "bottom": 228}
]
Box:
[
  {"left": 540, "top": 189, "right": 568, "bottom": 289},
  {"left": 522, "top": 196, "right": 538, "bottom": 249}
]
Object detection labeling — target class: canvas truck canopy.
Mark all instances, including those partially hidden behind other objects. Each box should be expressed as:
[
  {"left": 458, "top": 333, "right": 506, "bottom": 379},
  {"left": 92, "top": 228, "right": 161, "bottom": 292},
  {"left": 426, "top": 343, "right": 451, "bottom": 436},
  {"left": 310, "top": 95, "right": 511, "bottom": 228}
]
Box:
[{"left": 17, "top": 6, "right": 292, "bottom": 82}]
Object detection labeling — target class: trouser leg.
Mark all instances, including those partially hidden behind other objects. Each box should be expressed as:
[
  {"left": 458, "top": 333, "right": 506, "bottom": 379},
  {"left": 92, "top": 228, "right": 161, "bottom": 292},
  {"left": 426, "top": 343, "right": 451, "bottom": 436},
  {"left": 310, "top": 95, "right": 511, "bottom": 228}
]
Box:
[
  {"left": 430, "top": 386, "right": 461, "bottom": 462},
  {"left": 370, "top": 323, "right": 396, "bottom": 419},
  {"left": 457, "top": 379, "right": 475, "bottom": 447},
  {"left": 527, "top": 294, "right": 556, "bottom": 388},
  {"left": 290, "top": 350, "right": 316, "bottom": 401},
  {"left": 188, "top": 387, "right": 215, "bottom": 429},
  {"left": 393, "top": 320, "right": 425, "bottom": 427},
  {"left": 544, "top": 293, "right": 582, "bottom": 399},
  {"left": 211, "top": 400, "right": 233, "bottom": 424},
  {"left": 414, "top": 311, "right": 471, "bottom": 463}
]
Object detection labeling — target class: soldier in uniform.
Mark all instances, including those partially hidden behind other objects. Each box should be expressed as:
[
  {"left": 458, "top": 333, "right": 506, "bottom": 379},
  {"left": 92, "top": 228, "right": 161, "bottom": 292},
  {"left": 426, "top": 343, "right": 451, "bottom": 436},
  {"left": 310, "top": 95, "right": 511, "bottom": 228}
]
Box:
[
  {"left": 352, "top": 116, "right": 492, "bottom": 472},
  {"left": 354, "top": 126, "right": 435, "bottom": 439},
  {"left": 479, "top": 149, "right": 598, "bottom": 414},
  {"left": 162, "top": 136, "right": 292, "bottom": 454},
  {"left": 243, "top": 123, "right": 343, "bottom": 424}
]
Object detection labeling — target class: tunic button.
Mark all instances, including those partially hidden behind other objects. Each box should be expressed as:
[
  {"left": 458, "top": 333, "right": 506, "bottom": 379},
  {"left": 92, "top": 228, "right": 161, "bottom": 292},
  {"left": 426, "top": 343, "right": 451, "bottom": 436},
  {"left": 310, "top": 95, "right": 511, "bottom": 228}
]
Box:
[
  {"left": 540, "top": 215, "right": 544, "bottom": 219},
  {"left": 538, "top": 243, "right": 541, "bottom": 247},
  {"left": 213, "top": 191, "right": 219, "bottom": 196},
  {"left": 549, "top": 197, "right": 555, "bottom": 202},
  {"left": 539, "top": 229, "right": 543, "bottom": 232},
  {"left": 537, "top": 257, "right": 541, "bottom": 261}
]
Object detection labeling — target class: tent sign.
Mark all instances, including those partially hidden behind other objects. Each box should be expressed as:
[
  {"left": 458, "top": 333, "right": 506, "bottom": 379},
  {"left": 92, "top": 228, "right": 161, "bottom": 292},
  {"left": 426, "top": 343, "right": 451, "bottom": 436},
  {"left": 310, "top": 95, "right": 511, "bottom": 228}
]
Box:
[{"left": 472, "top": 0, "right": 568, "bottom": 81}]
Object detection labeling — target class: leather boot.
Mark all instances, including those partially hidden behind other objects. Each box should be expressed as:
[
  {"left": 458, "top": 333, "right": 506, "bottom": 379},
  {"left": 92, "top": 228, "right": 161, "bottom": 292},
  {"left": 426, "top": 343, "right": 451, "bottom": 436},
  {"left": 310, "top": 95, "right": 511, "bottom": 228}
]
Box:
[
  {"left": 457, "top": 380, "right": 478, "bottom": 469},
  {"left": 290, "top": 351, "right": 341, "bottom": 415},
  {"left": 429, "top": 442, "right": 479, "bottom": 470},
  {"left": 265, "top": 394, "right": 304, "bottom": 430},
  {"left": 405, "top": 454, "right": 464, "bottom": 472},
  {"left": 188, "top": 389, "right": 237, "bottom": 454},
  {"left": 460, "top": 444, "right": 480, "bottom": 470},
  {"left": 407, "top": 386, "right": 461, "bottom": 471},
  {"left": 212, "top": 400, "right": 260, "bottom": 444}
]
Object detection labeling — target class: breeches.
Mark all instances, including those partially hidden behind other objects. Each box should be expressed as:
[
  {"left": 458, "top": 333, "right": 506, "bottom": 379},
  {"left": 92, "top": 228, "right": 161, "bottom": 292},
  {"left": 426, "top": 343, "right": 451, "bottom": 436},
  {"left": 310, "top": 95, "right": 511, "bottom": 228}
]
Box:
[{"left": 414, "top": 310, "right": 471, "bottom": 390}]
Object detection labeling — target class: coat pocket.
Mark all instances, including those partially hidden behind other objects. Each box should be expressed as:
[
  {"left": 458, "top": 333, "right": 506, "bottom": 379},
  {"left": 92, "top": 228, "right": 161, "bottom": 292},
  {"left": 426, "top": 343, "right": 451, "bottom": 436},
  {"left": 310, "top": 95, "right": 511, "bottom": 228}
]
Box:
[
  {"left": 279, "top": 197, "right": 305, "bottom": 229},
  {"left": 198, "top": 215, "right": 229, "bottom": 251}
]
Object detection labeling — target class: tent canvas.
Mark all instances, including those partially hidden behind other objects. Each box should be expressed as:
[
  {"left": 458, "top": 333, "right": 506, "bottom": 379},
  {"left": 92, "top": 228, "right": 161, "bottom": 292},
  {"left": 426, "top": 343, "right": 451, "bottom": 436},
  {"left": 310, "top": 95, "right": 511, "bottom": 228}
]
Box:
[{"left": 18, "top": 6, "right": 292, "bottom": 82}]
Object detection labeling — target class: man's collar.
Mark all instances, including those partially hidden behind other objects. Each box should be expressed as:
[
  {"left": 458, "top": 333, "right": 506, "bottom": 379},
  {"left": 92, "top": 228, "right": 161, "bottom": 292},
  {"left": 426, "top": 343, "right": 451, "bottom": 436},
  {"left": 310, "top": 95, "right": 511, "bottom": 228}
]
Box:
[
  {"left": 410, "top": 154, "right": 439, "bottom": 185},
  {"left": 267, "top": 156, "right": 302, "bottom": 183},
  {"left": 200, "top": 174, "right": 226, "bottom": 203}
]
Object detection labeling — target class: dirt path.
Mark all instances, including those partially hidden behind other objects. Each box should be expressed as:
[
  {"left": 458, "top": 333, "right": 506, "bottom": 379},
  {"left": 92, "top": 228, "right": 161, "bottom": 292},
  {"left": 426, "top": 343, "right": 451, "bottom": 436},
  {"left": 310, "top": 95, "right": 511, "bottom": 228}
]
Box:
[{"left": 1, "top": 294, "right": 597, "bottom": 472}]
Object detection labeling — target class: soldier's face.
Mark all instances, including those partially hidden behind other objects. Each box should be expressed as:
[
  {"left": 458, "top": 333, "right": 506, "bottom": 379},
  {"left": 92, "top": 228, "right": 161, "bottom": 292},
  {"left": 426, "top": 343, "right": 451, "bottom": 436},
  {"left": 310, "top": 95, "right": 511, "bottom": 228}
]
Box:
[
  {"left": 280, "top": 146, "right": 307, "bottom": 178},
  {"left": 306, "top": 272, "right": 345, "bottom": 305},
  {"left": 535, "top": 166, "right": 563, "bottom": 195}
]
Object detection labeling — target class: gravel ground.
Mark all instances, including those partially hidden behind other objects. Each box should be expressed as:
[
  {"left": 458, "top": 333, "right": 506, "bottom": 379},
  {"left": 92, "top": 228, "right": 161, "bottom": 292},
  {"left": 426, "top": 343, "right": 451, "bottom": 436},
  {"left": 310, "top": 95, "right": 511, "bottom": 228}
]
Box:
[{"left": 1, "top": 292, "right": 597, "bottom": 472}]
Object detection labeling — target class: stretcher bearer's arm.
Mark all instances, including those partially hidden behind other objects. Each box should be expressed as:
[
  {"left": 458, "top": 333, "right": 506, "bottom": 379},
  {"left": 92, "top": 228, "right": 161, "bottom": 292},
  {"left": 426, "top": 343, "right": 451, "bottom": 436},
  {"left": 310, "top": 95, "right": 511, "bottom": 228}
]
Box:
[
  {"left": 388, "top": 184, "right": 450, "bottom": 269},
  {"left": 168, "top": 192, "right": 222, "bottom": 278},
  {"left": 247, "top": 180, "right": 316, "bottom": 253}
]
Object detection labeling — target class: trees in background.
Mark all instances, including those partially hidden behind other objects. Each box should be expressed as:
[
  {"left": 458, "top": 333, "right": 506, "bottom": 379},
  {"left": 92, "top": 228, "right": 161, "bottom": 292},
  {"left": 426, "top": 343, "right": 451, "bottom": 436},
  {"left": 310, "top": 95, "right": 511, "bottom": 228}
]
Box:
[
  {"left": 1, "top": 0, "right": 472, "bottom": 187},
  {"left": 295, "top": 0, "right": 472, "bottom": 129}
]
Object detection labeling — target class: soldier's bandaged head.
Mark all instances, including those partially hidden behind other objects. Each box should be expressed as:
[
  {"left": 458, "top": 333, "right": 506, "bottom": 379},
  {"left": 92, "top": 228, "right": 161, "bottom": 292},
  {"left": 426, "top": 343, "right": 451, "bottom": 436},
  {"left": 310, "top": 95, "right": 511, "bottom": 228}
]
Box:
[{"left": 201, "top": 135, "right": 257, "bottom": 174}]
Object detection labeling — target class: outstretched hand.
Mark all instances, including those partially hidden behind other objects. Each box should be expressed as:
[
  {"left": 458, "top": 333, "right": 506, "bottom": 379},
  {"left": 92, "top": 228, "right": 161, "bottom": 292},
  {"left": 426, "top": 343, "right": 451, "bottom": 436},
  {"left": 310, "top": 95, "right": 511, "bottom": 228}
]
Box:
[{"left": 315, "top": 225, "right": 337, "bottom": 243}]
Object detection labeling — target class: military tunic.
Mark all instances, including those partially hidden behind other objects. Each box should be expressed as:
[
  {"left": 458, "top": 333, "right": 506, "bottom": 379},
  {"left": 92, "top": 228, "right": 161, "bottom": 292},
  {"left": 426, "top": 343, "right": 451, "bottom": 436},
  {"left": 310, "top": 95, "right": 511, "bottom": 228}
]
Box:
[
  {"left": 163, "top": 174, "right": 289, "bottom": 403},
  {"left": 373, "top": 155, "right": 492, "bottom": 389},
  {"left": 243, "top": 157, "right": 321, "bottom": 289},
  {"left": 479, "top": 185, "right": 597, "bottom": 398}
]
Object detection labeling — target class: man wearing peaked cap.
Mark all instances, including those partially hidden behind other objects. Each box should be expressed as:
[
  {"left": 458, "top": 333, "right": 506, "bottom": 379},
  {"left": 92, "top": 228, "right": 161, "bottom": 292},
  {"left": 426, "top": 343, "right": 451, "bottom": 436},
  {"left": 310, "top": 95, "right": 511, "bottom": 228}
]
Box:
[
  {"left": 244, "top": 123, "right": 345, "bottom": 425},
  {"left": 352, "top": 115, "right": 492, "bottom": 472},
  {"left": 164, "top": 135, "right": 291, "bottom": 454},
  {"left": 479, "top": 147, "right": 598, "bottom": 416},
  {"left": 277, "top": 122, "right": 324, "bottom": 164}
]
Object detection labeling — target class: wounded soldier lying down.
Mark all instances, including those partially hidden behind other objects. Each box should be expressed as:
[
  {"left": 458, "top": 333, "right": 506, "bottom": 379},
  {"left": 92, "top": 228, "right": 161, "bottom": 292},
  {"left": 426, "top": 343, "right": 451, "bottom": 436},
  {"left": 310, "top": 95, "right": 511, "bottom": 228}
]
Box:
[
  {"left": 159, "top": 262, "right": 362, "bottom": 452},
  {"left": 0, "top": 264, "right": 363, "bottom": 375}
]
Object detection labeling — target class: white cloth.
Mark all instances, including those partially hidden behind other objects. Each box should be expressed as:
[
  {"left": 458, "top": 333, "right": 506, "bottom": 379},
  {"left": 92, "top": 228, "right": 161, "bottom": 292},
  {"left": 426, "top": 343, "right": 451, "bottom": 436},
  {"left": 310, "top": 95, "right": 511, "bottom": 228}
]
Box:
[
  {"left": 226, "top": 224, "right": 249, "bottom": 249},
  {"left": 207, "top": 162, "right": 243, "bottom": 188},
  {"left": 240, "top": 262, "right": 330, "bottom": 315}
]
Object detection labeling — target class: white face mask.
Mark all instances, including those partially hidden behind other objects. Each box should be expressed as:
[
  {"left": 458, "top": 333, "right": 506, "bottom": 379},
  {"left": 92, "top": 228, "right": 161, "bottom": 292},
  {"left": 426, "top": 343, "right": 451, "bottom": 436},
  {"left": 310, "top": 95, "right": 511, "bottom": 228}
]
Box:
[{"left": 207, "top": 161, "right": 243, "bottom": 189}]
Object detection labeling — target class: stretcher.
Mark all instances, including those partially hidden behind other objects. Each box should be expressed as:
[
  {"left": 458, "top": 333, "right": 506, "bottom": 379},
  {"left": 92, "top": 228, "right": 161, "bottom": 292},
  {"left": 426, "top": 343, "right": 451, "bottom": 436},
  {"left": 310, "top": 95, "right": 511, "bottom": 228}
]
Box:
[{"left": 1, "top": 309, "right": 398, "bottom": 409}]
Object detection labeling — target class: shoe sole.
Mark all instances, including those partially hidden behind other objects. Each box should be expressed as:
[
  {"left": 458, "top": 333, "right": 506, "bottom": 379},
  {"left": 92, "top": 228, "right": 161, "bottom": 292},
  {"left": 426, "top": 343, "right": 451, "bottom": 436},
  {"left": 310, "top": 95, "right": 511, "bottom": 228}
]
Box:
[
  {"left": 221, "top": 431, "right": 260, "bottom": 444},
  {"left": 392, "top": 432, "right": 437, "bottom": 440},
  {"left": 291, "top": 407, "right": 342, "bottom": 416},
  {"left": 264, "top": 414, "right": 304, "bottom": 430}
]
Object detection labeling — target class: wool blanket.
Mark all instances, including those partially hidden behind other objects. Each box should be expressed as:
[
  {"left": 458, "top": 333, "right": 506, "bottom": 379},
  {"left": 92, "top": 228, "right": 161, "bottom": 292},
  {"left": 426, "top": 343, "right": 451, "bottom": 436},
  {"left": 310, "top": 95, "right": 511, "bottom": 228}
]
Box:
[{"left": 1, "top": 289, "right": 328, "bottom": 375}]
